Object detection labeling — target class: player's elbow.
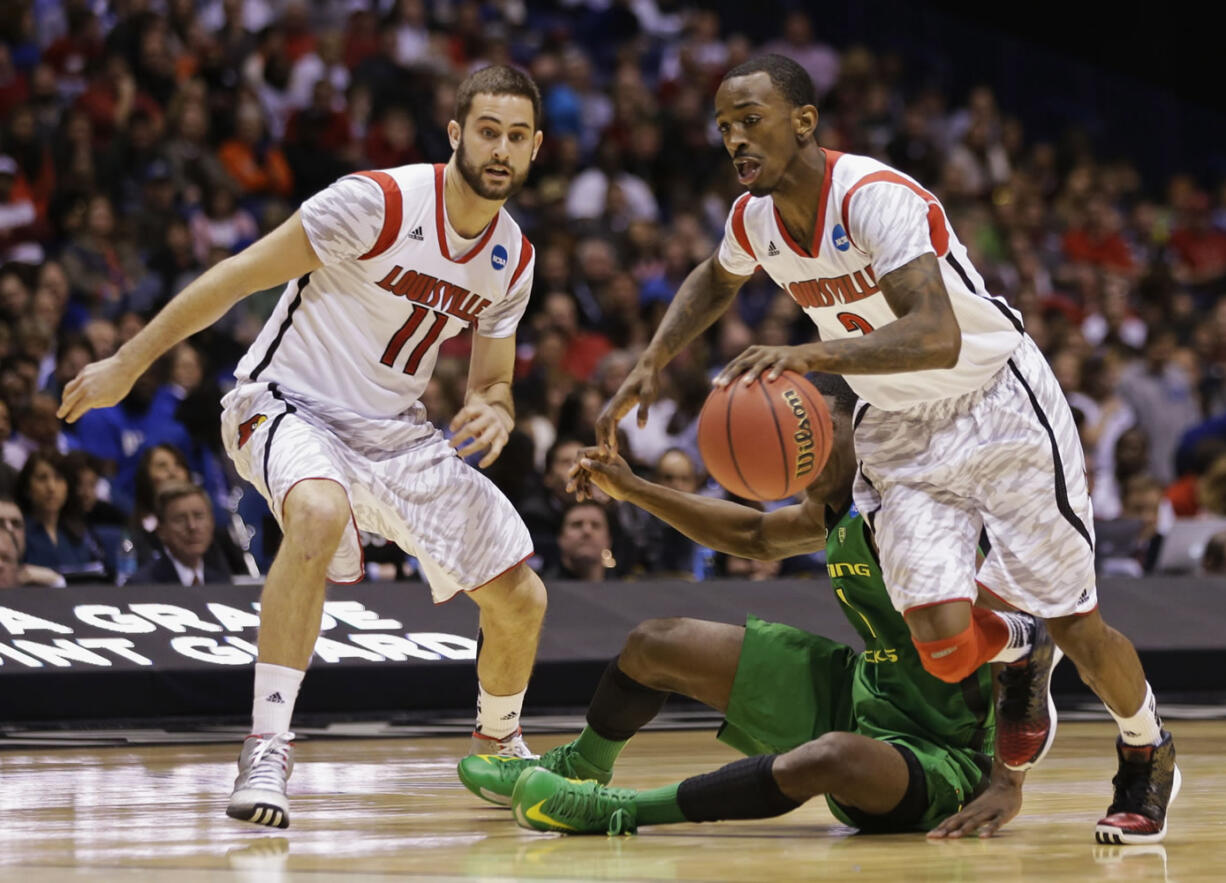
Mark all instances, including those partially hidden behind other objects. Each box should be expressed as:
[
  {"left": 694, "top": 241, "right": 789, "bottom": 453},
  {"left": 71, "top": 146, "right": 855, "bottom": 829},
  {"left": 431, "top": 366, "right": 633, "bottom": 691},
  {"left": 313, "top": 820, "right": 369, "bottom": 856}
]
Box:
[{"left": 932, "top": 316, "right": 962, "bottom": 369}]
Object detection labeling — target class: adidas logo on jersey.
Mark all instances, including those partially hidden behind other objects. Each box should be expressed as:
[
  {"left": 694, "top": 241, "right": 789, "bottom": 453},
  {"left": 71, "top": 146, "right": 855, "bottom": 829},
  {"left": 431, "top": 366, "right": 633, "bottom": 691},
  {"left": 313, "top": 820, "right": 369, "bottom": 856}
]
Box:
[
  {"left": 264, "top": 692, "right": 285, "bottom": 704},
  {"left": 408, "top": 225, "right": 424, "bottom": 241},
  {"left": 767, "top": 240, "right": 780, "bottom": 257}
]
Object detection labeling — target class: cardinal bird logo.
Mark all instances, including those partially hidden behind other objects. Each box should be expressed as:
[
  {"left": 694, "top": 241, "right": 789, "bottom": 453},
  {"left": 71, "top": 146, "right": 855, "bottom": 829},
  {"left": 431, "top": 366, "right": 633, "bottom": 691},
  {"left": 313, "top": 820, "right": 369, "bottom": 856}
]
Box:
[{"left": 237, "top": 413, "right": 268, "bottom": 449}]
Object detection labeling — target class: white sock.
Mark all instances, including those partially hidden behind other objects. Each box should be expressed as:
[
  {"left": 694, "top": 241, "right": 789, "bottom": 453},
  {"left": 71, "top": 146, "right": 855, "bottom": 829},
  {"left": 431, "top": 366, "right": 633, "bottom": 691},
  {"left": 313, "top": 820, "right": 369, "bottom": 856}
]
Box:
[
  {"left": 252, "top": 662, "right": 304, "bottom": 735},
  {"left": 987, "top": 611, "right": 1034, "bottom": 664},
  {"left": 475, "top": 684, "right": 526, "bottom": 740},
  {"left": 1108, "top": 682, "right": 1163, "bottom": 747}
]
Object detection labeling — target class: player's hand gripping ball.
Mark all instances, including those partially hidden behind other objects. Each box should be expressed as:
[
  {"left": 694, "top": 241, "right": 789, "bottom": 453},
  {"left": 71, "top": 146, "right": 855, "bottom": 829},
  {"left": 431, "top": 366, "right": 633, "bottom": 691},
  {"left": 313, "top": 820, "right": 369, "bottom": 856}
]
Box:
[{"left": 697, "top": 370, "right": 832, "bottom": 501}]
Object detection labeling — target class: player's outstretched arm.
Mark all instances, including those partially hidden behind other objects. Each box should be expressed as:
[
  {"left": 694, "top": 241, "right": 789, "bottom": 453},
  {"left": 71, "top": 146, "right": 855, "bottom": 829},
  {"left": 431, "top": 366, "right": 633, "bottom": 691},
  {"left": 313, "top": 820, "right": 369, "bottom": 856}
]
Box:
[
  {"left": 595, "top": 256, "right": 749, "bottom": 451},
  {"left": 570, "top": 449, "right": 826, "bottom": 561},
  {"left": 450, "top": 334, "right": 516, "bottom": 468},
  {"left": 714, "top": 253, "right": 961, "bottom": 386},
  {"left": 58, "top": 213, "right": 322, "bottom": 423}
]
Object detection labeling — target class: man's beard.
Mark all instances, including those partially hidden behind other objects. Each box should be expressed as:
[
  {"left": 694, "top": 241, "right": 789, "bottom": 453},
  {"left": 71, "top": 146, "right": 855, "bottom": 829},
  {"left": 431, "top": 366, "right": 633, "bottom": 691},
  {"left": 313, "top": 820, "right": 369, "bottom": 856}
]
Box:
[{"left": 456, "top": 137, "right": 528, "bottom": 200}]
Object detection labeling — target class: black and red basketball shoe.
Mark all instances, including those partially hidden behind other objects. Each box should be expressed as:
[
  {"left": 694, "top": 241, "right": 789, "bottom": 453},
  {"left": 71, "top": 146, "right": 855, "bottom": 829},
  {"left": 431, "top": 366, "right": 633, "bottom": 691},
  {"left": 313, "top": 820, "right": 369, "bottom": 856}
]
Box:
[
  {"left": 1095, "top": 730, "right": 1180, "bottom": 844},
  {"left": 995, "top": 616, "right": 1063, "bottom": 770}
]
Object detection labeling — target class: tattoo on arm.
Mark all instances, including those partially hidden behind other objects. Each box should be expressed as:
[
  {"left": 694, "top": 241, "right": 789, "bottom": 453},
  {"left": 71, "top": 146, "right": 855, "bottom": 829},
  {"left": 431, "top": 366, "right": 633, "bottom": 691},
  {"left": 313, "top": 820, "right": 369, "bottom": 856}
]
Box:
[
  {"left": 809, "top": 253, "right": 962, "bottom": 374},
  {"left": 649, "top": 257, "right": 746, "bottom": 361}
]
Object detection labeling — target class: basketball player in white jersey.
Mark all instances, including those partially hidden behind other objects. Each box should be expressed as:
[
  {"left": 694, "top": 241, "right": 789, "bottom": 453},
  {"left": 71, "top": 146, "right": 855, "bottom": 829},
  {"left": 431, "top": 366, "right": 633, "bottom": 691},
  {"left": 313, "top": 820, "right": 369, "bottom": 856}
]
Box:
[
  {"left": 596, "top": 55, "right": 1177, "bottom": 844},
  {"left": 59, "top": 66, "right": 549, "bottom": 829}
]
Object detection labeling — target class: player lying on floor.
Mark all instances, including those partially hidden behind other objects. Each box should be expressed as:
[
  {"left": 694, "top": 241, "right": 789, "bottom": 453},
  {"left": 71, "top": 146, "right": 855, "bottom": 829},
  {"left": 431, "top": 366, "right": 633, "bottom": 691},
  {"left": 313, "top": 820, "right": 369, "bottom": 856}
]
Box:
[{"left": 459, "top": 373, "right": 1038, "bottom": 837}]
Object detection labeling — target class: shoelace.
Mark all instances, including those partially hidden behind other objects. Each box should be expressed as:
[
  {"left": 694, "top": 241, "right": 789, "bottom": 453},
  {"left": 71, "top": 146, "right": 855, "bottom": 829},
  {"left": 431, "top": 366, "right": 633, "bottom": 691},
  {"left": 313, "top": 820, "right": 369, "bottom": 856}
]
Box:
[
  {"left": 997, "top": 663, "right": 1038, "bottom": 720},
  {"left": 550, "top": 783, "right": 636, "bottom": 828},
  {"left": 246, "top": 733, "right": 294, "bottom": 790},
  {"left": 1109, "top": 753, "right": 1158, "bottom": 816}
]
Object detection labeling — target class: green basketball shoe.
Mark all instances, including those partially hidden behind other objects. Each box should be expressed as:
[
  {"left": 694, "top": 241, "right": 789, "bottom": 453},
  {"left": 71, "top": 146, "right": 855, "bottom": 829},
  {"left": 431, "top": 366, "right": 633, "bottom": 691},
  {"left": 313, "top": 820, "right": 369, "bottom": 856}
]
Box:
[
  {"left": 511, "top": 767, "right": 638, "bottom": 835},
  {"left": 457, "top": 740, "right": 613, "bottom": 807}
]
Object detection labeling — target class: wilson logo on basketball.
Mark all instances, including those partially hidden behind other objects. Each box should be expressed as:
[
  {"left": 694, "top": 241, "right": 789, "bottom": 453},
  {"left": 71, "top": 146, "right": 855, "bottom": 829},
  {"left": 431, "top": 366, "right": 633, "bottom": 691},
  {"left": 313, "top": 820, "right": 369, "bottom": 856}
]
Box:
[{"left": 783, "top": 389, "right": 817, "bottom": 478}]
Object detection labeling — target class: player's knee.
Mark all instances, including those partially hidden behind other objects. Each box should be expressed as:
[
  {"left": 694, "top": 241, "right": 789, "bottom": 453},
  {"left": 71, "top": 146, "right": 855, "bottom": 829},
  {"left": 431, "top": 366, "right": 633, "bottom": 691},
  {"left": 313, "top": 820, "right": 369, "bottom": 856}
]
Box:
[
  {"left": 283, "top": 481, "right": 350, "bottom": 553},
  {"left": 772, "top": 733, "right": 853, "bottom": 799},
  {"left": 911, "top": 623, "right": 980, "bottom": 684},
  {"left": 477, "top": 564, "right": 547, "bottom": 626},
  {"left": 1046, "top": 608, "right": 1104, "bottom": 657},
  {"left": 619, "top": 617, "right": 689, "bottom": 685}
]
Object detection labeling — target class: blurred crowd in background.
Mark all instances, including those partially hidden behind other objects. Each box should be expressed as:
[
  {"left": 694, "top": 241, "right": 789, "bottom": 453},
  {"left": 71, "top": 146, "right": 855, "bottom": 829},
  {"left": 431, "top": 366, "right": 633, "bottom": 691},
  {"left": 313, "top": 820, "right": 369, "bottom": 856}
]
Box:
[{"left": 1, "top": 0, "right": 1224, "bottom": 590}]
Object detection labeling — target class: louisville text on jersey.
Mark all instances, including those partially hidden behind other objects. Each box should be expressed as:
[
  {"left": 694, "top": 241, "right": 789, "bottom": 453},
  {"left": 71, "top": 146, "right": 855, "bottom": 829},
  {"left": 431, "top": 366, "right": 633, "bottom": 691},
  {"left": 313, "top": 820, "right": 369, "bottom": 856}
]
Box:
[
  {"left": 787, "top": 267, "right": 879, "bottom": 310},
  {"left": 374, "top": 266, "right": 493, "bottom": 324}
]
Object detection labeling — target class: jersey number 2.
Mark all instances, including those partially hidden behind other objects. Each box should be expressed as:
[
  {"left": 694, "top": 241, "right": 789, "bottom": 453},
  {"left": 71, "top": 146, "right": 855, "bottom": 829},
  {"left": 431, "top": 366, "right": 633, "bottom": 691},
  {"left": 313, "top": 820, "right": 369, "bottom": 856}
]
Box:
[
  {"left": 837, "top": 312, "right": 875, "bottom": 335},
  {"left": 382, "top": 305, "right": 448, "bottom": 374}
]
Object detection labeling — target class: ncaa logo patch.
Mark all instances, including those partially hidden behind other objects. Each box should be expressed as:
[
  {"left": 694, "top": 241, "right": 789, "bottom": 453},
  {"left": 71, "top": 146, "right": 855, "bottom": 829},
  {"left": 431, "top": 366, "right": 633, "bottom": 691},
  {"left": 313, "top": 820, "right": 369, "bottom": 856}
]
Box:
[
  {"left": 831, "top": 224, "right": 850, "bottom": 252},
  {"left": 491, "top": 244, "right": 508, "bottom": 270}
]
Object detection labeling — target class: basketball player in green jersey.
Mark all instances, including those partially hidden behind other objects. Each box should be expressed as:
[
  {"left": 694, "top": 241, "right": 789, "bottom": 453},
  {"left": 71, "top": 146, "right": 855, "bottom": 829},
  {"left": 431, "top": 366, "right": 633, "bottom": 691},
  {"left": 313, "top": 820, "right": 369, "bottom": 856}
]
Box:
[{"left": 458, "top": 374, "right": 1026, "bottom": 838}]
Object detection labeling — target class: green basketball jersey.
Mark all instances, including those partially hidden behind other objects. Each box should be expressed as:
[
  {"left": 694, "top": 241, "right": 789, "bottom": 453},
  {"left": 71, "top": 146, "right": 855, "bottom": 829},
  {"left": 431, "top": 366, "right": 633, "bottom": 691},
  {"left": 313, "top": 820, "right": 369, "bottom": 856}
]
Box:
[{"left": 824, "top": 503, "right": 995, "bottom": 761}]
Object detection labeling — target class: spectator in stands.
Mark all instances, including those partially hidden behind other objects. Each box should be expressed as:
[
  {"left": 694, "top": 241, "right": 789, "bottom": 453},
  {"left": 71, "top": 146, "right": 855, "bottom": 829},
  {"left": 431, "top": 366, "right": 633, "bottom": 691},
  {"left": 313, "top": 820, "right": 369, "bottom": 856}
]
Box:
[
  {"left": 217, "top": 98, "right": 292, "bottom": 202},
  {"left": 189, "top": 184, "right": 258, "bottom": 263},
  {"left": 520, "top": 437, "right": 589, "bottom": 568},
  {"left": 16, "top": 449, "right": 105, "bottom": 578},
  {"left": 762, "top": 11, "right": 840, "bottom": 99},
  {"left": 1062, "top": 195, "right": 1134, "bottom": 274},
  {"left": 542, "top": 501, "right": 614, "bottom": 582},
  {"left": 0, "top": 154, "right": 41, "bottom": 262},
  {"left": 129, "top": 441, "right": 190, "bottom": 563},
  {"left": 127, "top": 480, "right": 230, "bottom": 586},
  {"left": 59, "top": 192, "right": 158, "bottom": 315},
  {"left": 1120, "top": 473, "right": 1169, "bottom": 574},
  {"left": 8, "top": 392, "right": 72, "bottom": 468},
  {"left": 63, "top": 450, "right": 125, "bottom": 529},
  {"left": 0, "top": 491, "right": 65, "bottom": 586},
  {"left": 639, "top": 447, "right": 707, "bottom": 579},
  {"left": 129, "top": 441, "right": 241, "bottom": 575},
  {"left": 540, "top": 290, "right": 613, "bottom": 383},
  {"left": 1166, "top": 439, "right": 1226, "bottom": 516},
  {"left": 1169, "top": 191, "right": 1226, "bottom": 298},
  {"left": 163, "top": 98, "right": 231, "bottom": 207},
  {"left": 1119, "top": 329, "right": 1202, "bottom": 486},
  {"left": 1096, "top": 426, "right": 1152, "bottom": 521}
]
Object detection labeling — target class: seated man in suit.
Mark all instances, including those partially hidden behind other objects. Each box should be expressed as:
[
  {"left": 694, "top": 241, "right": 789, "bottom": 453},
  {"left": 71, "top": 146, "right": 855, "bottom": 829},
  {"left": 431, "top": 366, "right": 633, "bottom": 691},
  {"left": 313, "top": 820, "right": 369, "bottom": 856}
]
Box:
[{"left": 129, "top": 481, "right": 231, "bottom": 586}]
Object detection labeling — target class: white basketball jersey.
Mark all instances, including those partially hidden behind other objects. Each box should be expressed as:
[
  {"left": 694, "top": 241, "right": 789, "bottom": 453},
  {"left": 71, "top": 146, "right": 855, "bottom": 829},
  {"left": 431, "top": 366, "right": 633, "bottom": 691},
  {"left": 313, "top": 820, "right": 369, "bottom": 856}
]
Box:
[
  {"left": 717, "top": 149, "right": 1023, "bottom": 410},
  {"left": 235, "top": 163, "right": 535, "bottom": 419}
]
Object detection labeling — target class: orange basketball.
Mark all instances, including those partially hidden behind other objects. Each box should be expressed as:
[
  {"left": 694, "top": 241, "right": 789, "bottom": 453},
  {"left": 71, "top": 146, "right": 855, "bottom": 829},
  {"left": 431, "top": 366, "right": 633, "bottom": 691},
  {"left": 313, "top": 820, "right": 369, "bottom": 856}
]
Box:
[{"left": 697, "top": 370, "right": 833, "bottom": 501}]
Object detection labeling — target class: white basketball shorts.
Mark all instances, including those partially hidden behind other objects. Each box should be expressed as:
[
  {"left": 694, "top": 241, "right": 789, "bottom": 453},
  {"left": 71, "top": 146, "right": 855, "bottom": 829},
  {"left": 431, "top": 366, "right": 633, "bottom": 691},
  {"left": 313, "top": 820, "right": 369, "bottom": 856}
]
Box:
[
  {"left": 221, "top": 382, "right": 532, "bottom": 602},
  {"left": 852, "top": 334, "right": 1098, "bottom": 619}
]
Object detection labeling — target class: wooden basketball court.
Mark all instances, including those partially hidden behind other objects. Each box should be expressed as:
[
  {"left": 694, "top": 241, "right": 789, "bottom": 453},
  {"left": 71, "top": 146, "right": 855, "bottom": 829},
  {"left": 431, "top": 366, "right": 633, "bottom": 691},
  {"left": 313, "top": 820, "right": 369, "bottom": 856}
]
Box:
[{"left": 0, "top": 719, "right": 1217, "bottom": 881}]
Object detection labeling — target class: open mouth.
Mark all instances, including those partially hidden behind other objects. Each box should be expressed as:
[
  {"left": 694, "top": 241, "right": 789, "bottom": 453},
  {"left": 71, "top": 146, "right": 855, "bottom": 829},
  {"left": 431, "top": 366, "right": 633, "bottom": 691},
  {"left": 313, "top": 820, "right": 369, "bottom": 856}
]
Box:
[
  {"left": 734, "top": 156, "right": 761, "bottom": 186},
  {"left": 484, "top": 166, "right": 511, "bottom": 181}
]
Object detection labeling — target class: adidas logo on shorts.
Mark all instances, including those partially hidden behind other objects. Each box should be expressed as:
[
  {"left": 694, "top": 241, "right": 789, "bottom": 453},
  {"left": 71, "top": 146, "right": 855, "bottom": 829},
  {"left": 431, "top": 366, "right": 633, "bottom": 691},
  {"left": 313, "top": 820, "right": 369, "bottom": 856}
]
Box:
[
  {"left": 265, "top": 692, "right": 285, "bottom": 704},
  {"left": 408, "top": 225, "right": 424, "bottom": 241}
]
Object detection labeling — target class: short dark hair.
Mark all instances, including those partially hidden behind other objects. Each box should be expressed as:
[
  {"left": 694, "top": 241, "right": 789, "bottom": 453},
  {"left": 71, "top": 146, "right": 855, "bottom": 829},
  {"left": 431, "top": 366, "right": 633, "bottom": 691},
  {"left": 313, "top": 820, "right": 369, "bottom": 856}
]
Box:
[
  {"left": 545, "top": 436, "right": 587, "bottom": 473},
  {"left": 154, "top": 480, "right": 210, "bottom": 522},
  {"left": 721, "top": 54, "right": 818, "bottom": 109},
  {"left": 455, "top": 65, "right": 542, "bottom": 130},
  {"left": 809, "top": 373, "right": 858, "bottom": 417},
  {"left": 561, "top": 499, "right": 608, "bottom": 528}
]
